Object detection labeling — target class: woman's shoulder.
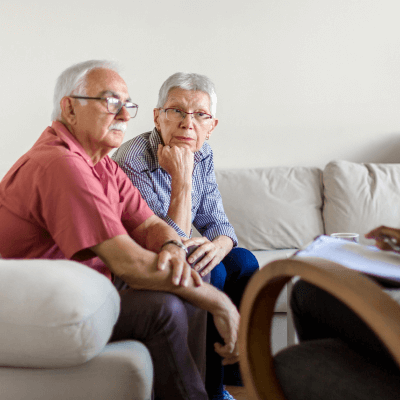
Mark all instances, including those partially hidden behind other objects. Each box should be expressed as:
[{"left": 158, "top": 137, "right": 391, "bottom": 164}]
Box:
[
  {"left": 118, "top": 131, "right": 152, "bottom": 156},
  {"left": 112, "top": 131, "right": 153, "bottom": 165}
]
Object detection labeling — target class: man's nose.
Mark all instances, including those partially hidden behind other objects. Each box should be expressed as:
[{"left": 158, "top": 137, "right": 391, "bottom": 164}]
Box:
[{"left": 116, "top": 106, "right": 131, "bottom": 121}]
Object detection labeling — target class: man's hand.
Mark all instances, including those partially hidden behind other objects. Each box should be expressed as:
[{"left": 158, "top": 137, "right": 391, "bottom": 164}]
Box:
[
  {"left": 212, "top": 301, "right": 240, "bottom": 365},
  {"left": 158, "top": 243, "right": 203, "bottom": 287},
  {"left": 157, "top": 144, "right": 194, "bottom": 181},
  {"left": 365, "top": 226, "right": 400, "bottom": 253},
  {"left": 183, "top": 236, "right": 233, "bottom": 277}
]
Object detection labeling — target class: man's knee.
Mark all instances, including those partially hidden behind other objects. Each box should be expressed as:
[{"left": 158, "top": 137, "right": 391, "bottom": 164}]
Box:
[
  {"left": 147, "top": 292, "right": 189, "bottom": 325},
  {"left": 119, "top": 290, "right": 189, "bottom": 332}
]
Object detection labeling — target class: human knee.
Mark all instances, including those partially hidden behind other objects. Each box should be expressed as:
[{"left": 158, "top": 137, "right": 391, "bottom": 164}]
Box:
[
  {"left": 223, "top": 247, "right": 259, "bottom": 275},
  {"left": 290, "top": 280, "right": 319, "bottom": 316},
  {"left": 161, "top": 293, "right": 188, "bottom": 320},
  {"left": 211, "top": 262, "right": 227, "bottom": 290},
  {"left": 143, "top": 292, "right": 189, "bottom": 329}
]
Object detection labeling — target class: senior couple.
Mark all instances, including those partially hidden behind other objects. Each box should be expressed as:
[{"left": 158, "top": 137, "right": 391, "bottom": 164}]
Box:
[{"left": 0, "top": 60, "right": 258, "bottom": 400}]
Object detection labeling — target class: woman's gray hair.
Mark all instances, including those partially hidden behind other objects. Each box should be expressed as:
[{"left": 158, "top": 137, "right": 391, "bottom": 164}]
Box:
[
  {"left": 51, "top": 59, "right": 120, "bottom": 121},
  {"left": 156, "top": 72, "right": 217, "bottom": 117}
]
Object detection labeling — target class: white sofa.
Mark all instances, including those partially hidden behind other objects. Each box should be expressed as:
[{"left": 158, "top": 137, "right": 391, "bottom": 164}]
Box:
[
  {"left": 215, "top": 159, "right": 400, "bottom": 353},
  {"left": 3, "top": 159, "right": 400, "bottom": 398}
]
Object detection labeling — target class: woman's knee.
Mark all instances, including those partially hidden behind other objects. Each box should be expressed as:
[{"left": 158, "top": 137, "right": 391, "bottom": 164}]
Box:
[
  {"left": 211, "top": 262, "right": 227, "bottom": 290},
  {"left": 223, "top": 247, "right": 259, "bottom": 277}
]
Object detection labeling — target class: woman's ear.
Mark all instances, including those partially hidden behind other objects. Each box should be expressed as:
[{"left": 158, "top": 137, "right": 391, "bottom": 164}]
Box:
[
  {"left": 207, "top": 118, "right": 219, "bottom": 139},
  {"left": 153, "top": 108, "right": 161, "bottom": 131}
]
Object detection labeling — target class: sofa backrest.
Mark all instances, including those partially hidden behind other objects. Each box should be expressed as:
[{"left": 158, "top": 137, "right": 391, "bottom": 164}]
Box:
[
  {"left": 216, "top": 161, "right": 400, "bottom": 250},
  {"left": 215, "top": 167, "right": 324, "bottom": 250},
  {"left": 323, "top": 160, "right": 400, "bottom": 245}
]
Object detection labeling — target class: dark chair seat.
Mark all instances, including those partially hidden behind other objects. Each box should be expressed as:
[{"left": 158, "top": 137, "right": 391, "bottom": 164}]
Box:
[
  {"left": 274, "top": 338, "right": 400, "bottom": 400},
  {"left": 238, "top": 257, "right": 400, "bottom": 400}
]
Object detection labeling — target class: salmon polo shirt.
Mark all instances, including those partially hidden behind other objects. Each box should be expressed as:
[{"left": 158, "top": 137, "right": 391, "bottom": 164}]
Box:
[{"left": 0, "top": 121, "right": 154, "bottom": 279}]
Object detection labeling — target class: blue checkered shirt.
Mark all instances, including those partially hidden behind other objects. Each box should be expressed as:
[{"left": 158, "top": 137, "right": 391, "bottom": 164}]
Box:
[{"left": 112, "top": 128, "right": 238, "bottom": 245}]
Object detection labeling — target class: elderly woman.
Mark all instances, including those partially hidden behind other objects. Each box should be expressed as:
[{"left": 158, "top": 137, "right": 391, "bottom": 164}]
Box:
[{"left": 113, "top": 72, "right": 259, "bottom": 400}]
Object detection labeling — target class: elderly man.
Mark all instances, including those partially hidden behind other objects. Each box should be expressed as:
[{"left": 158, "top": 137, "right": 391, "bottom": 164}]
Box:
[
  {"left": 113, "top": 72, "right": 259, "bottom": 400},
  {"left": 0, "top": 60, "right": 240, "bottom": 400}
]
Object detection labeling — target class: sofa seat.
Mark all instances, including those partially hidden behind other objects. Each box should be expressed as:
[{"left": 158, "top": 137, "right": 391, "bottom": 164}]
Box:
[{"left": 0, "top": 341, "right": 153, "bottom": 400}]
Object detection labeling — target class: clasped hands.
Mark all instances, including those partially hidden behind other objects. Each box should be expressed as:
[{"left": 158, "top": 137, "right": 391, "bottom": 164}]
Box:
[{"left": 157, "top": 240, "right": 239, "bottom": 365}]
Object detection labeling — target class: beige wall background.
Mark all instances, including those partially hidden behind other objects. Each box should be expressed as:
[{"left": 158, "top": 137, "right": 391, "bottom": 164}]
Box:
[{"left": 1, "top": 0, "right": 400, "bottom": 179}]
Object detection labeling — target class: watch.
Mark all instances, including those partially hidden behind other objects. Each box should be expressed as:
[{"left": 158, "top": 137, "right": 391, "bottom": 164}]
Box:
[{"left": 161, "top": 240, "right": 188, "bottom": 254}]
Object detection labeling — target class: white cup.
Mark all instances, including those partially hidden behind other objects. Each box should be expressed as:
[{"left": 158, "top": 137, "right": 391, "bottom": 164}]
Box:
[{"left": 330, "top": 233, "right": 359, "bottom": 243}]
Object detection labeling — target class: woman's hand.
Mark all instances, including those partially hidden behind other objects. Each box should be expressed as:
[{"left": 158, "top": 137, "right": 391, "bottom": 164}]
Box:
[
  {"left": 365, "top": 226, "right": 400, "bottom": 253},
  {"left": 158, "top": 243, "right": 203, "bottom": 287},
  {"left": 183, "top": 236, "right": 233, "bottom": 277},
  {"left": 157, "top": 144, "right": 194, "bottom": 182}
]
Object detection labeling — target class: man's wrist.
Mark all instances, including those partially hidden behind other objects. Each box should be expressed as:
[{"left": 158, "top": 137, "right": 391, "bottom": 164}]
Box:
[{"left": 161, "top": 240, "right": 188, "bottom": 254}]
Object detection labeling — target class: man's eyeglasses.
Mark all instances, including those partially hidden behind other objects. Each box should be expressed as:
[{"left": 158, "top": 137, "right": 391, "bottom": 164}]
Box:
[
  {"left": 159, "top": 108, "right": 213, "bottom": 125},
  {"left": 70, "top": 96, "right": 139, "bottom": 118}
]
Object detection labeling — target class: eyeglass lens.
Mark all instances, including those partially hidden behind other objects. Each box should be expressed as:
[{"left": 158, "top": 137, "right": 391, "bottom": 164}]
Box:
[
  {"left": 165, "top": 109, "right": 211, "bottom": 124},
  {"left": 107, "top": 98, "right": 138, "bottom": 118}
]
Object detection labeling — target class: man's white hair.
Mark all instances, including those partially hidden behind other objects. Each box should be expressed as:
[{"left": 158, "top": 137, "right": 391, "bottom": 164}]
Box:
[
  {"left": 156, "top": 72, "right": 217, "bottom": 117},
  {"left": 51, "top": 60, "right": 120, "bottom": 121}
]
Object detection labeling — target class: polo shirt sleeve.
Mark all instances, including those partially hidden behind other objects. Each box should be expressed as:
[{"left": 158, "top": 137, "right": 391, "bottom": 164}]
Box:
[
  {"left": 113, "top": 162, "right": 154, "bottom": 235},
  {"left": 36, "top": 155, "right": 152, "bottom": 259}
]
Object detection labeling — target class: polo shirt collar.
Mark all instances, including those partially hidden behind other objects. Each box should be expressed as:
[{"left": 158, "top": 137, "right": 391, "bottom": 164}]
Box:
[{"left": 51, "top": 121, "right": 95, "bottom": 168}]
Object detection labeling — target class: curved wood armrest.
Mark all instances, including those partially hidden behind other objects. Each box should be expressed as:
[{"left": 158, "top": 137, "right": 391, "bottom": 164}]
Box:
[{"left": 238, "top": 257, "right": 400, "bottom": 400}]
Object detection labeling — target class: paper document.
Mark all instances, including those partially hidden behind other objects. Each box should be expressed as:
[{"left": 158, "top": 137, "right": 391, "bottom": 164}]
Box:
[{"left": 295, "top": 235, "right": 400, "bottom": 283}]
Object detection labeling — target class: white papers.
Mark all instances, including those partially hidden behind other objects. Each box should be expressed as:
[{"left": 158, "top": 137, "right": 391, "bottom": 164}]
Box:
[{"left": 295, "top": 235, "right": 400, "bottom": 283}]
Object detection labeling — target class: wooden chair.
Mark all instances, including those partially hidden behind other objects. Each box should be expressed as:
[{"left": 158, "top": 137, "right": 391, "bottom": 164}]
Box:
[{"left": 238, "top": 257, "right": 400, "bottom": 400}]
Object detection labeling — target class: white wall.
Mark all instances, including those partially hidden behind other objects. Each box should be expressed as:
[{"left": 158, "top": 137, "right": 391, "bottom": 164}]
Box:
[{"left": 1, "top": 0, "right": 400, "bottom": 179}]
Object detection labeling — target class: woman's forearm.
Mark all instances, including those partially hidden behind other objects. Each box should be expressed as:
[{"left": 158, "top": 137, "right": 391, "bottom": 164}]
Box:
[{"left": 167, "top": 175, "right": 192, "bottom": 236}]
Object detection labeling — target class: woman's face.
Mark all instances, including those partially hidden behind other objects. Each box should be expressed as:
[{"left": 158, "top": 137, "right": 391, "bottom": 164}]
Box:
[{"left": 154, "top": 88, "right": 218, "bottom": 153}]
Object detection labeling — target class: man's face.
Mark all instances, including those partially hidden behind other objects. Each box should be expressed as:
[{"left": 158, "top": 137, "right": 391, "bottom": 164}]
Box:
[
  {"left": 154, "top": 88, "right": 218, "bottom": 153},
  {"left": 71, "top": 68, "right": 131, "bottom": 157}
]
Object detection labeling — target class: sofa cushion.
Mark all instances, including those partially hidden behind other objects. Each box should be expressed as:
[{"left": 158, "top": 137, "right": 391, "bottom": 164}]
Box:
[
  {"left": 215, "top": 167, "right": 324, "bottom": 250},
  {"left": 323, "top": 160, "right": 400, "bottom": 245},
  {"left": 0, "top": 259, "right": 120, "bottom": 368}
]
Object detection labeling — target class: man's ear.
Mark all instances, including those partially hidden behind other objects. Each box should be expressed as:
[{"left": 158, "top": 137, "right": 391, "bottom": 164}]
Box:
[
  {"left": 60, "top": 97, "right": 77, "bottom": 125},
  {"left": 153, "top": 108, "right": 161, "bottom": 131},
  {"left": 207, "top": 118, "right": 218, "bottom": 139}
]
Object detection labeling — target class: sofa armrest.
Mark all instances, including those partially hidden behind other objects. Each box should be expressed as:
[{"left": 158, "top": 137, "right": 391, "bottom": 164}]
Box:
[
  {"left": 0, "top": 259, "right": 120, "bottom": 368},
  {"left": 238, "top": 257, "right": 400, "bottom": 400}
]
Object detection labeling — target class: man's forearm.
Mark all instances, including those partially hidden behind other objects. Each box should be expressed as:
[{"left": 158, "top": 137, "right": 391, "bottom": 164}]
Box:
[
  {"left": 92, "top": 234, "right": 234, "bottom": 315},
  {"left": 132, "top": 215, "right": 185, "bottom": 253}
]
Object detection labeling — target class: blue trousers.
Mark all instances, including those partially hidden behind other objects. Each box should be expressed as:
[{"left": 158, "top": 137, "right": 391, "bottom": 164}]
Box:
[{"left": 206, "top": 247, "right": 259, "bottom": 398}]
